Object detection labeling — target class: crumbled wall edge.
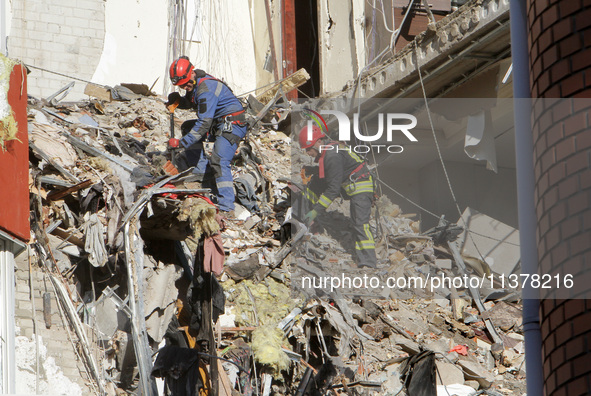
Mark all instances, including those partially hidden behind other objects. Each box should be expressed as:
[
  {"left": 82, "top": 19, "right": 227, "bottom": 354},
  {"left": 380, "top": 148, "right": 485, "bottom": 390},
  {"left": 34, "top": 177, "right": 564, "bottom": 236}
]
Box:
[
  {"left": 0, "top": 110, "right": 20, "bottom": 149},
  {"left": 0, "top": 55, "right": 20, "bottom": 149}
]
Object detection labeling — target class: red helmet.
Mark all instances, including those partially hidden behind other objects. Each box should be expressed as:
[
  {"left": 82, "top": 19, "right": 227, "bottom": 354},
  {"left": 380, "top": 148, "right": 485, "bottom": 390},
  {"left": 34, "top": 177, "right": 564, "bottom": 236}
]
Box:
[
  {"left": 169, "top": 56, "right": 194, "bottom": 86},
  {"left": 299, "top": 125, "right": 325, "bottom": 149}
]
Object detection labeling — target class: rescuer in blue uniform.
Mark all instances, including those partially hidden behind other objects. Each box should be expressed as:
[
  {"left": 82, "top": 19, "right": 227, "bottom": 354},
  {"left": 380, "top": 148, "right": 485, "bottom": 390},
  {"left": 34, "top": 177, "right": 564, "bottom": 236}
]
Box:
[
  {"left": 299, "top": 125, "right": 377, "bottom": 268},
  {"left": 167, "top": 56, "right": 246, "bottom": 213}
]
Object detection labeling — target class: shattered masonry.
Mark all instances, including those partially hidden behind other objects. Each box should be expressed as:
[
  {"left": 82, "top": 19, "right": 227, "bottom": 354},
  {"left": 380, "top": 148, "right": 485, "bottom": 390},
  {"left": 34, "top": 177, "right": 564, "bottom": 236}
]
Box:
[
  {"left": 3, "top": 0, "right": 529, "bottom": 395},
  {"left": 15, "top": 77, "right": 526, "bottom": 395}
]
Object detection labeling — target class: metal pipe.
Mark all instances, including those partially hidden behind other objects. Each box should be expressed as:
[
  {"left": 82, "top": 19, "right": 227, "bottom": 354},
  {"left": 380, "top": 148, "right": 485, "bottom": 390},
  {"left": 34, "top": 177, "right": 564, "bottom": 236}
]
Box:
[
  {"left": 510, "top": 0, "right": 543, "bottom": 395},
  {"left": 0, "top": 240, "right": 15, "bottom": 394}
]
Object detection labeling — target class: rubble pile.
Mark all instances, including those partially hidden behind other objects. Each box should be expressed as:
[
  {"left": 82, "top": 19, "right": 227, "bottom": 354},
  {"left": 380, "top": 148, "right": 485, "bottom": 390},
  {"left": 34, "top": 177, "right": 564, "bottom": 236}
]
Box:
[{"left": 23, "top": 88, "right": 525, "bottom": 395}]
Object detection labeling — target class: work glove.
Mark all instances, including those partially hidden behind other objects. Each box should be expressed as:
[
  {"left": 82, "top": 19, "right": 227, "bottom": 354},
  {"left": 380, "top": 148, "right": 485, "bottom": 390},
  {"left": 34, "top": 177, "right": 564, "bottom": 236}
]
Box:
[
  {"left": 166, "top": 92, "right": 191, "bottom": 109},
  {"left": 166, "top": 92, "right": 181, "bottom": 107},
  {"left": 303, "top": 165, "right": 318, "bottom": 176},
  {"left": 303, "top": 209, "right": 318, "bottom": 225}
]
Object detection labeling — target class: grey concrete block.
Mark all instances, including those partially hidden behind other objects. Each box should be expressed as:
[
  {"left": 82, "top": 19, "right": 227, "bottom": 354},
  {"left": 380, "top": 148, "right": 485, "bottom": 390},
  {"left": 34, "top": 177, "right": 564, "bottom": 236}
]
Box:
[
  {"left": 16, "top": 283, "right": 30, "bottom": 294},
  {"left": 15, "top": 291, "right": 31, "bottom": 301},
  {"left": 23, "top": 327, "right": 35, "bottom": 339},
  {"left": 16, "top": 270, "right": 30, "bottom": 281},
  {"left": 436, "top": 361, "right": 464, "bottom": 386},
  {"left": 15, "top": 308, "right": 33, "bottom": 319},
  {"left": 18, "top": 300, "right": 33, "bottom": 311}
]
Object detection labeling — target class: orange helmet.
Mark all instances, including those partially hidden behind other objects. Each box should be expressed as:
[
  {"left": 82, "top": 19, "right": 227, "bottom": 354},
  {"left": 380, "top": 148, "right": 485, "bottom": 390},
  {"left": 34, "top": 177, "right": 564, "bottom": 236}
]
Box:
[
  {"left": 299, "top": 125, "right": 325, "bottom": 149},
  {"left": 169, "top": 56, "right": 194, "bottom": 86}
]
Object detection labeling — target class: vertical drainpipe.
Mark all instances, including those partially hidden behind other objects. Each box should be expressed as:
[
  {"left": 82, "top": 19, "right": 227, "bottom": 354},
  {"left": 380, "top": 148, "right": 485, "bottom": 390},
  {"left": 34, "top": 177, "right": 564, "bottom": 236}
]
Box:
[{"left": 509, "top": 1, "right": 543, "bottom": 395}]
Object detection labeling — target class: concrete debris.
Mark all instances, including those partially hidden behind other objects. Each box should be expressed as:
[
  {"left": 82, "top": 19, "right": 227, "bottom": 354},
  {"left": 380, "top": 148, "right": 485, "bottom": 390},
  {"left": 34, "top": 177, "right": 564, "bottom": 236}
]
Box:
[
  {"left": 457, "top": 207, "right": 521, "bottom": 277},
  {"left": 143, "top": 262, "right": 183, "bottom": 343},
  {"left": 21, "top": 84, "right": 525, "bottom": 396},
  {"left": 15, "top": 333, "right": 84, "bottom": 396}
]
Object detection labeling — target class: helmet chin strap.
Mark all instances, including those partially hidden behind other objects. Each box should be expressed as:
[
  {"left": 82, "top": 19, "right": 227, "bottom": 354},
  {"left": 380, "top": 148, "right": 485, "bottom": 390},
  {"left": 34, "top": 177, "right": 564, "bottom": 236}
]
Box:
[{"left": 188, "top": 70, "right": 197, "bottom": 86}]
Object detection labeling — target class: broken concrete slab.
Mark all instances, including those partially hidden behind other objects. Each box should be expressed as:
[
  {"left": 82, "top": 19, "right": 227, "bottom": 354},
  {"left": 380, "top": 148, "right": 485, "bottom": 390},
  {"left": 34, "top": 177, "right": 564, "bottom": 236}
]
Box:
[
  {"left": 435, "top": 360, "right": 464, "bottom": 386},
  {"left": 457, "top": 358, "right": 495, "bottom": 388},
  {"left": 481, "top": 301, "right": 522, "bottom": 331},
  {"left": 457, "top": 207, "right": 520, "bottom": 277},
  {"left": 143, "top": 263, "right": 183, "bottom": 342}
]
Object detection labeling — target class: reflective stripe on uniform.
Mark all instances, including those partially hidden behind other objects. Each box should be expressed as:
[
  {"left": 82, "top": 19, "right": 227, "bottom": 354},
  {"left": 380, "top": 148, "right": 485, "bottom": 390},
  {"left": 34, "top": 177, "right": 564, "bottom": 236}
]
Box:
[
  {"left": 214, "top": 81, "right": 223, "bottom": 96},
  {"left": 217, "top": 180, "right": 234, "bottom": 189},
  {"left": 346, "top": 150, "right": 364, "bottom": 164},
  {"left": 317, "top": 194, "right": 332, "bottom": 208},
  {"left": 343, "top": 177, "right": 373, "bottom": 196},
  {"left": 304, "top": 187, "right": 318, "bottom": 203},
  {"left": 355, "top": 241, "right": 376, "bottom": 250},
  {"left": 355, "top": 223, "right": 375, "bottom": 251}
]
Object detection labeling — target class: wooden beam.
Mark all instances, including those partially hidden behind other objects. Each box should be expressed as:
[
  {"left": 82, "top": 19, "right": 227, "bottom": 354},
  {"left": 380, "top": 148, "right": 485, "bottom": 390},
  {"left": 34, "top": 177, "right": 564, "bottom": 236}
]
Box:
[
  {"left": 256, "top": 68, "right": 310, "bottom": 105},
  {"left": 47, "top": 179, "right": 93, "bottom": 201}
]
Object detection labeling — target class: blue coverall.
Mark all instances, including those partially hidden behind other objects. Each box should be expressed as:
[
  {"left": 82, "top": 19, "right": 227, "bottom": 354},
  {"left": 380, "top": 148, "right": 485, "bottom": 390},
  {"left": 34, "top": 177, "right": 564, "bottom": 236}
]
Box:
[{"left": 179, "top": 75, "right": 247, "bottom": 212}]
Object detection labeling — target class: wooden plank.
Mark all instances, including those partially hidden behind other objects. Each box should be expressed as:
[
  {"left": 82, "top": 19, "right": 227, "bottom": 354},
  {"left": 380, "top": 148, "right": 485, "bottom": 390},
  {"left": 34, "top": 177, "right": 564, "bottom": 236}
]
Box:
[
  {"left": 47, "top": 179, "right": 93, "bottom": 201},
  {"left": 256, "top": 68, "right": 310, "bottom": 105},
  {"left": 217, "top": 359, "right": 234, "bottom": 396},
  {"left": 50, "top": 227, "right": 85, "bottom": 248},
  {"left": 84, "top": 83, "right": 112, "bottom": 102},
  {"left": 220, "top": 326, "right": 257, "bottom": 332}
]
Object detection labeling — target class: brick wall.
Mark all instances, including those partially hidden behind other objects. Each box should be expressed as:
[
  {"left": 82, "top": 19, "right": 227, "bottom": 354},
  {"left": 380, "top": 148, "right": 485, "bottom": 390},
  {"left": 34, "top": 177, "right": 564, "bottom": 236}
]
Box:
[
  {"left": 528, "top": 0, "right": 591, "bottom": 394},
  {"left": 7, "top": 0, "right": 105, "bottom": 100},
  {"left": 13, "top": 251, "right": 93, "bottom": 393},
  {"left": 529, "top": 0, "right": 591, "bottom": 97}
]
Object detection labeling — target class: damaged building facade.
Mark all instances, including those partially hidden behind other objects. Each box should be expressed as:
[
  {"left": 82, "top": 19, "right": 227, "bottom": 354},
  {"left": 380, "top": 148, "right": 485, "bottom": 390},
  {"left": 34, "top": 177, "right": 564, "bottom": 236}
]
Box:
[
  {"left": 0, "top": 0, "right": 590, "bottom": 395},
  {"left": 0, "top": 59, "right": 29, "bottom": 393}
]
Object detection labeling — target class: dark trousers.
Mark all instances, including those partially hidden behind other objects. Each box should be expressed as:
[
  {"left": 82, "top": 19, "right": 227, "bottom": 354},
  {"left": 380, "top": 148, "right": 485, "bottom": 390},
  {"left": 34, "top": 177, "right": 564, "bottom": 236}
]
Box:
[{"left": 350, "top": 192, "right": 377, "bottom": 268}]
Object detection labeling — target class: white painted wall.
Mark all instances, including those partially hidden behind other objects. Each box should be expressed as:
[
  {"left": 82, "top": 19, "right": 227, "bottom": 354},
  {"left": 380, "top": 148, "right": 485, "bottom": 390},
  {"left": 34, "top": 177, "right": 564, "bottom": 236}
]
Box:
[
  {"left": 7, "top": 0, "right": 256, "bottom": 100},
  {"left": 6, "top": 0, "right": 362, "bottom": 101},
  {"left": 92, "top": 0, "right": 169, "bottom": 95},
  {"left": 251, "top": 0, "right": 277, "bottom": 97},
  {"left": 183, "top": 0, "right": 258, "bottom": 97},
  {"left": 352, "top": 0, "right": 368, "bottom": 74},
  {"left": 318, "top": 0, "right": 366, "bottom": 95}
]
